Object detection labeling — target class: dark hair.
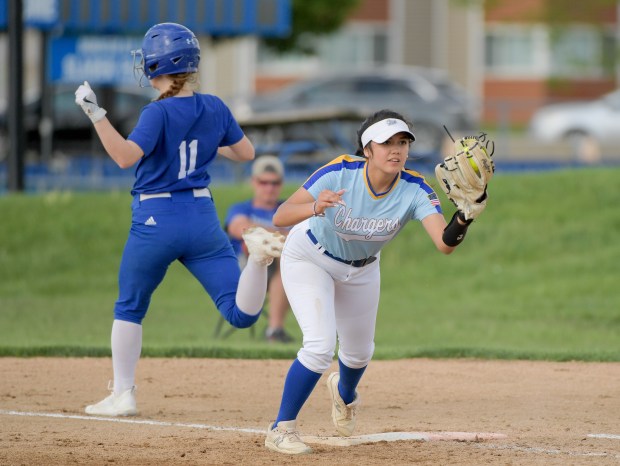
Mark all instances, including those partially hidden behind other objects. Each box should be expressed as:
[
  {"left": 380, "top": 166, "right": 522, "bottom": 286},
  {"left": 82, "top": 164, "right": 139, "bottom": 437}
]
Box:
[{"left": 355, "top": 109, "right": 412, "bottom": 156}]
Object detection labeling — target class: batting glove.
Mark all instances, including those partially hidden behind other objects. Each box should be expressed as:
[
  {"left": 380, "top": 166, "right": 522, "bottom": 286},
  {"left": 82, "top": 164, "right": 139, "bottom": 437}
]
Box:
[{"left": 75, "top": 81, "right": 107, "bottom": 124}]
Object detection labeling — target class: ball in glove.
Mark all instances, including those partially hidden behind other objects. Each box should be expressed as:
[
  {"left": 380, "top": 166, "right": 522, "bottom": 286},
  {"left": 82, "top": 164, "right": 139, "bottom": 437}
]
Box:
[{"left": 435, "top": 136, "right": 495, "bottom": 221}]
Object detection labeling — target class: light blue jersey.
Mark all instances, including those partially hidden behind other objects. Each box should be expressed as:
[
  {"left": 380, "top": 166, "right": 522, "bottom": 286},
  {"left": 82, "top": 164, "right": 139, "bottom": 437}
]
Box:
[{"left": 303, "top": 155, "right": 442, "bottom": 261}]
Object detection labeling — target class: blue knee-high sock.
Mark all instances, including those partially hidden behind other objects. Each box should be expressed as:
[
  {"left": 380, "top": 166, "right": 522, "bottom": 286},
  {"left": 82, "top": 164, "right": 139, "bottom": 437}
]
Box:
[
  {"left": 338, "top": 359, "right": 367, "bottom": 404},
  {"left": 275, "top": 359, "right": 322, "bottom": 424}
]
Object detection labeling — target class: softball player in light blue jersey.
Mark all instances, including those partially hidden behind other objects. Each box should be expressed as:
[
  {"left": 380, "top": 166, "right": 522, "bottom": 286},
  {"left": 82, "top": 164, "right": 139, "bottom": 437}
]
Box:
[
  {"left": 265, "top": 110, "right": 474, "bottom": 454},
  {"left": 75, "top": 23, "right": 283, "bottom": 417}
]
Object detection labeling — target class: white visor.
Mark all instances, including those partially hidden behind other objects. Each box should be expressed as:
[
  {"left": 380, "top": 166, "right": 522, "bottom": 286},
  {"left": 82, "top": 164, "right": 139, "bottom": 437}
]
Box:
[{"left": 361, "top": 118, "right": 415, "bottom": 148}]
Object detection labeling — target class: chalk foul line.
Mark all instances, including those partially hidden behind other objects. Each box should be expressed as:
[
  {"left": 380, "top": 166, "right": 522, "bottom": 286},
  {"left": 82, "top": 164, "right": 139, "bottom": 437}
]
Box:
[
  {"left": 3, "top": 408, "right": 618, "bottom": 458},
  {"left": 0, "top": 409, "right": 263, "bottom": 434},
  {"left": 588, "top": 433, "right": 620, "bottom": 440},
  {"left": 0, "top": 409, "right": 504, "bottom": 445}
]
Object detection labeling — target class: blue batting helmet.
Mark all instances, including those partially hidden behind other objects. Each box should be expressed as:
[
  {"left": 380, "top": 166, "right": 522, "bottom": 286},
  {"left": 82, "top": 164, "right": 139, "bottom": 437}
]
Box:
[{"left": 140, "top": 23, "right": 200, "bottom": 80}]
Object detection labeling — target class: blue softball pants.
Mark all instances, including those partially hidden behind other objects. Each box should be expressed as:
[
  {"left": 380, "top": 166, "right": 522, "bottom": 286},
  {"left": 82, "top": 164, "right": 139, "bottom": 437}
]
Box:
[{"left": 113, "top": 191, "right": 260, "bottom": 328}]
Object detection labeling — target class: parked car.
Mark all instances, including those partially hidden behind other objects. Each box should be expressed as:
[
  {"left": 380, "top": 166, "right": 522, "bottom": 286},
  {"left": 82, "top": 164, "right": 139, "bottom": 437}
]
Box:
[
  {"left": 0, "top": 85, "right": 155, "bottom": 159},
  {"left": 528, "top": 89, "right": 620, "bottom": 146},
  {"left": 226, "top": 66, "right": 478, "bottom": 157}
]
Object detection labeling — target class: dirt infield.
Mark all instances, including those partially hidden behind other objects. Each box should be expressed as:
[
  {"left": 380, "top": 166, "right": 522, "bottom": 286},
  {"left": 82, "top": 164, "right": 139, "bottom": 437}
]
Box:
[{"left": 1, "top": 357, "right": 619, "bottom": 465}]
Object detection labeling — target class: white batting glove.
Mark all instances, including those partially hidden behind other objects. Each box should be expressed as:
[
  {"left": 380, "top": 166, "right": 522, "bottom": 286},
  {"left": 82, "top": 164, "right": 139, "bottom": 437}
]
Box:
[{"left": 75, "top": 81, "right": 107, "bottom": 124}]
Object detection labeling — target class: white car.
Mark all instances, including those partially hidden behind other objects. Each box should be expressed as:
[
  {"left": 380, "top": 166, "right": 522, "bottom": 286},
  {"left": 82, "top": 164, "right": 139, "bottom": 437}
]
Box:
[{"left": 528, "top": 89, "right": 620, "bottom": 145}]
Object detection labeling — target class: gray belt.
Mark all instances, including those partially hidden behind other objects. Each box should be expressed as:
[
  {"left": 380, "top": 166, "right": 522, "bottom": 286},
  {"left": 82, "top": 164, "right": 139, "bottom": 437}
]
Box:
[{"left": 139, "top": 187, "right": 211, "bottom": 201}]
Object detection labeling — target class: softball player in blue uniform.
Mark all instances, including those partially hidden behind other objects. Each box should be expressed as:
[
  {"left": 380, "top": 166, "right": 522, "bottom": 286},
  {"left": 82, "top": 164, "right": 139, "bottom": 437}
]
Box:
[
  {"left": 75, "top": 22, "right": 283, "bottom": 417},
  {"left": 264, "top": 110, "right": 479, "bottom": 454}
]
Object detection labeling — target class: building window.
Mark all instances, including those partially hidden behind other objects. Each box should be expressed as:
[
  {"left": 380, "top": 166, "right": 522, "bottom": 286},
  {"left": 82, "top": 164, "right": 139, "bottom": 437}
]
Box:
[
  {"left": 550, "top": 26, "right": 613, "bottom": 78},
  {"left": 257, "top": 24, "right": 388, "bottom": 75},
  {"left": 485, "top": 23, "right": 616, "bottom": 79},
  {"left": 317, "top": 24, "right": 388, "bottom": 67},
  {"left": 485, "top": 24, "right": 548, "bottom": 78}
]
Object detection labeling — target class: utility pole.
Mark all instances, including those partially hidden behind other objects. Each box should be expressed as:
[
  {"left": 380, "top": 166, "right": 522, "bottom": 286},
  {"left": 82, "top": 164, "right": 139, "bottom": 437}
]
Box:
[
  {"left": 8, "top": 0, "right": 25, "bottom": 192},
  {"left": 617, "top": 1, "right": 620, "bottom": 87}
]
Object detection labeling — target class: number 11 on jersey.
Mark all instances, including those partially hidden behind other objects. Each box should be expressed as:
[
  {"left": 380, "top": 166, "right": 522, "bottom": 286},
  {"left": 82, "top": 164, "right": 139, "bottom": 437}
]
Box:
[{"left": 178, "top": 139, "right": 198, "bottom": 179}]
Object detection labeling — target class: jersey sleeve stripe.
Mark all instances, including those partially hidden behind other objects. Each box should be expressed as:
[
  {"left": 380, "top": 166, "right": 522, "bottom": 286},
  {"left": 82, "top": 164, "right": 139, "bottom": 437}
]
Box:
[
  {"left": 303, "top": 155, "right": 365, "bottom": 190},
  {"left": 401, "top": 169, "right": 430, "bottom": 189},
  {"left": 401, "top": 170, "right": 443, "bottom": 214}
]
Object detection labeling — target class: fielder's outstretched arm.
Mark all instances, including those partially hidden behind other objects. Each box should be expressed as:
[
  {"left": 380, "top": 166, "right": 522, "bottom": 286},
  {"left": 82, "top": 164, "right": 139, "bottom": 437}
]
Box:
[{"left": 421, "top": 212, "right": 471, "bottom": 255}]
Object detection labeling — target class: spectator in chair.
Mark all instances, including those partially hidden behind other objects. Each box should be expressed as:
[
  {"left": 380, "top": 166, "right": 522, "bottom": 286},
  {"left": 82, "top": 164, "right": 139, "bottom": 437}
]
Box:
[{"left": 225, "top": 155, "right": 293, "bottom": 343}]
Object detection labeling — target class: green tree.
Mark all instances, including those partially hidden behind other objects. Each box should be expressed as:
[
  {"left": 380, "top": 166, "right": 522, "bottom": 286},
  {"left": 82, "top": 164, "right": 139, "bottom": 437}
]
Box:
[{"left": 264, "top": 0, "right": 362, "bottom": 53}]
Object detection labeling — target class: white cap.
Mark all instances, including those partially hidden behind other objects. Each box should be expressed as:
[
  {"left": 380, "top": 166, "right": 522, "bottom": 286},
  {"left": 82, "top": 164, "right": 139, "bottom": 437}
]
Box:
[
  {"left": 361, "top": 118, "right": 415, "bottom": 148},
  {"left": 252, "top": 155, "right": 284, "bottom": 178}
]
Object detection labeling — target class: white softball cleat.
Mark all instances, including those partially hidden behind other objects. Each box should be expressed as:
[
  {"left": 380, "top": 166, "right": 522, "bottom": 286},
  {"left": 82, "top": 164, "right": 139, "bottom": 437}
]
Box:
[
  {"left": 327, "top": 372, "right": 361, "bottom": 437},
  {"left": 85, "top": 386, "right": 137, "bottom": 417},
  {"left": 265, "top": 420, "right": 312, "bottom": 455},
  {"left": 242, "top": 226, "right": 285, "bottom": 266}
]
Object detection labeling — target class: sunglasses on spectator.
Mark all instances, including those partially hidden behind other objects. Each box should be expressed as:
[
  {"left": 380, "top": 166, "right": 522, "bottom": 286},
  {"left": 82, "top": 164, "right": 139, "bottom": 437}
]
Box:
[{"left": 257, "top": 179, "right": 283, "bottom": 186}]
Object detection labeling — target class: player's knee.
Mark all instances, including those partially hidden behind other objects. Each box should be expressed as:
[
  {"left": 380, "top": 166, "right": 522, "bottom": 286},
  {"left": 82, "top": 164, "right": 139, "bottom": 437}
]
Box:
[
  {"left": 114, "top": 294, "right": 150, "bottom": 324},
  {"left": 223, "top": 306, "right": 261, "bottom": 328},
  {"left": 298, "top": 341, "right": 336, "bottom": 373},
  {"left": 339, "top": 343, "right": 375, "bottom": 368},
  {"left": 113, "top": 308, "right": 146, "bottom": 325},
  {"left": 339, "top": 351, "right": 373, "bottom": 369}
]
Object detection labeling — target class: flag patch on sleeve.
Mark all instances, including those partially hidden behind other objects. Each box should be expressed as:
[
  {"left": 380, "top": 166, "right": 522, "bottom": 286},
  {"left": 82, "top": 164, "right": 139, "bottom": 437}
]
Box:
[{"left": 428, "top": 192, "right": 440, "bottom": 206}]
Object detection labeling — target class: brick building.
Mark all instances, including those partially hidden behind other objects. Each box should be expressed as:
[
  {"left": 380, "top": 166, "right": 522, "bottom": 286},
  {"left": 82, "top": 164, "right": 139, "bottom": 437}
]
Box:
[{"left": 253, "top": 0, "right": 619, "bottom": 126}]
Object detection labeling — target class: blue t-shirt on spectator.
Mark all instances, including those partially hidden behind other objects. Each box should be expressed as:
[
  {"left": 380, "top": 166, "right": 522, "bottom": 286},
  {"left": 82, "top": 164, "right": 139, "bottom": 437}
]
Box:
[{"left": 225, "top": 200, "right": 284, "bottom": 257}]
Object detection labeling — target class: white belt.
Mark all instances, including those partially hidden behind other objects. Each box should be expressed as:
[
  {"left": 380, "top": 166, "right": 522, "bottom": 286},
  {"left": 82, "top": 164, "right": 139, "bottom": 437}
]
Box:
[{"left": 139, "top": 187, "right": 211, "bottom": 201}]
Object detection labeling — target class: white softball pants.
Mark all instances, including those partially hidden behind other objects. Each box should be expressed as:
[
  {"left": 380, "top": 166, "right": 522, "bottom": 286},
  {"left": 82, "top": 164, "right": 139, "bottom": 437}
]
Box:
[{"left": 281, "top": 219, "right": 380, "bottom": 373}]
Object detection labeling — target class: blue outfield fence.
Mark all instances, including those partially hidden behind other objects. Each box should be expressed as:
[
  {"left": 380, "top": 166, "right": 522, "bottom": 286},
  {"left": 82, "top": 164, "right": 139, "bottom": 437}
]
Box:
[
  {"left": 1, "top": 152, "right": 617, "bottom": 195},
  {"left": 0, "top": 149, "right": 331, "bottom": 193}
]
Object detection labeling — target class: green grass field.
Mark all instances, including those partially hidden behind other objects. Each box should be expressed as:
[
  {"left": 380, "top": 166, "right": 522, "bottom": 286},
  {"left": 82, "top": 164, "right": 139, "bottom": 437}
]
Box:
[{"left": 1, "top": 168, "right": 618, "bottom": 361}]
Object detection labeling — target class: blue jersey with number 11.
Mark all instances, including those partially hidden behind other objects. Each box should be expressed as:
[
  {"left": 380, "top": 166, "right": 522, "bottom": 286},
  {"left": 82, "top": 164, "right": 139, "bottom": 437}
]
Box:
[{"left": 127, "top": 93, "right": 244, "bottom": 195}]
